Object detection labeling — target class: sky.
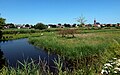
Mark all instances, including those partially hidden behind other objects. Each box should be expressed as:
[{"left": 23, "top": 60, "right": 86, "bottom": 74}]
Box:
[{"left": 0, "top": 0, "right": 120, "bottom": 25}]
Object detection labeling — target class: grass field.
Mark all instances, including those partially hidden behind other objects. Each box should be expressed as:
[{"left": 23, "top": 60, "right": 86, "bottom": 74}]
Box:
[
  {"left": 28, "top": 28, "right": 120, "bottom": 74},
  {"left": 1, "top": 28, "right": 120, "bottom": 74},
  {"left": 29, "top": 29, "right": 120, "bottom": 59}
]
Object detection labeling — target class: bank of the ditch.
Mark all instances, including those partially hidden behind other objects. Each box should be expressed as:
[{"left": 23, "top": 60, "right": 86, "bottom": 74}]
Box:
[
  {"left": 1, "top": 29, "right": 120, "bottom": 74},
  {"left": 28, "top": 29, "right": 120, "bottom": 74}
]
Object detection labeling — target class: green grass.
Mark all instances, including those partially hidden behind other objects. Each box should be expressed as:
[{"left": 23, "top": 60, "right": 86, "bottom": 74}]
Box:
[
  {"left": 29, "top": 29, "right": 120, "bottom": 60},
  {"left": 1, "top": 28, "right": 120, "bottom": 74},
  {"left": 28, "top": 29, "right": 120, "bottom": 74},
  {"left": 0, "top": 56, "right": 90, "bottom": 75},
  {"left": 2, "top": 33, "right": 42, "bottom": 41}
]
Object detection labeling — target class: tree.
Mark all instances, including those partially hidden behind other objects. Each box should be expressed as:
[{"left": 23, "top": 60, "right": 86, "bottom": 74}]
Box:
[
  {"left": 63, "top": 23, "right": 71, "bottom": 27},
  {"left": 76, "top": 15, "right": 87, "bottom": 27},
  {"left": 6, "top": 23, "right": 15, "bottom": 28},
  {"left": 0, "top": 18, "right": 6, "bottom": 29},
  {"left": 25, "top": 24, "right": 30, "bottom": 27},
  {"left": 34, "top": 23, "right": 47, "bottom": 30},
  {"left": 0, "top": 30, "right": 2, "bottom": 39}
]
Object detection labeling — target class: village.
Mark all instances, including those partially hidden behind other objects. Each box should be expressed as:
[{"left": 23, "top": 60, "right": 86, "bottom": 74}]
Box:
[{"left": 3, "top": 19, "right": 120, "bottom": 30}]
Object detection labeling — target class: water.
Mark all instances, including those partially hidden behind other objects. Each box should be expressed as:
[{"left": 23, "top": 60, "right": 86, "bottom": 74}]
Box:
[{"left": 0, "top": 39, "right": 58, "bottom": 71}]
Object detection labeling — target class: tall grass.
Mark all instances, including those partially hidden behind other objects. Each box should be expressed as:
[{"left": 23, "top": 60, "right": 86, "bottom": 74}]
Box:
[
  {"left": 28, "top": 29, "right": 120, "bottom": 74},
  {"left": 29, "top": 30, "right": 120, "bottom": 60},
  {"left": 1, "top": 29, "right": 120, "bottom": 74},
  {"left": 2, "top": 29, "right": 41, "bottom": 34},
  {"left": 1, "top": 42, "right": 120, "bottom": 75}
]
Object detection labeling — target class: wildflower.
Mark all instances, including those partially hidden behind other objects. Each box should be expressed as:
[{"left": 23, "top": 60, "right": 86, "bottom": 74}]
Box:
[
  {"left": 113, "top": 58, "right": 117, "bottom": 60},
  {"left": 116, "top": 63, "right": 120, "bottom": 66},
  {"left": 116, "top": 59, "right": 120, "bottom": 63},
  {"left": 101, "top": 69, "right": 108, "bottom": 74},
  {"left": 104, "top": 63, "right": 113, "bottom": 67},
  {"left": 104, "top": 66, "right": 108, "bottom": 69},
  {"left": 41, "top": 33, "right": 43, "bottom": 36},
  {"left": 114, "top": 67, "right": 120, "bottom": 71},
  {"left": 108, "top": 60, "right": 113, "bottom": 63},
  {"left": 111, "top": 62, "right": 116, "bottom": 65},
  {"left": 114, "top": 71, "right": 117, "bottom": 73}
]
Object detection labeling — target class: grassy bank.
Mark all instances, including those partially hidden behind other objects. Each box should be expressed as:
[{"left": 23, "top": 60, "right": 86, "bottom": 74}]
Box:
[
  {"left": 1, "top": 46, "right": 120, "bottom": 75},
  {"left": 29, "top": 29, "right": 120, "bottom": 60},
  {"left": 1, "top": 28, "right": 120, "bottom": 74},
  {"left": 29, "top": 29, "right": 120, "bottom": 74},
  {"left": 1, "top": 29, "right": 45, "bottom": 40},
  {"left": 2, "top": 33, "right": 43, "bottom": 41}
]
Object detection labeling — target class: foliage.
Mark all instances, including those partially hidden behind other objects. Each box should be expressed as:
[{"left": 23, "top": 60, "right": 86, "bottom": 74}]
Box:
[
  {"left": 2, "top": 29, "right": 41, "bottom": 34},
  {"left": 0, "top": 17, "right": 6, "bottom": 29},
  {"left": 29, "top": 29, "right": 120, "bottom": 60},
  {"left": 63, "top": 23, "right": 71, "bottom": 27},
  {"left": 5, "top": 23, "right": 15, "bottom": 28},
  {"left": 1, "top": 29, "right": 120, "bottom": 74},
  {"left": 34, "top": 23, "right": 47, "bottom": 30},
  {"left": 28, "top": 29, "right": 120, "bottom": 74},
  {"left": 0, "top": 30, "right": 2, "bottom": 39},
  {"left": 58, "top": 29, "right": 77, "bottom": 37},
  {"left": 0, "top": 56, "right": 102, "bottom": 75},
  {"left": 1, "top": 31, "right": 43, "bottom": 41}
]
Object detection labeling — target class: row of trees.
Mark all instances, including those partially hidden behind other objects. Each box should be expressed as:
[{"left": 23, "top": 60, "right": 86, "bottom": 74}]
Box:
[
  {"left": 0, "top": 30, "right": 2, "bottom": 40},
  {"left": 0, "top": 18, "right": 6, "bottom": 29},
  {"left": 0, "top": 15, "right": 87, "bottom": 30}
]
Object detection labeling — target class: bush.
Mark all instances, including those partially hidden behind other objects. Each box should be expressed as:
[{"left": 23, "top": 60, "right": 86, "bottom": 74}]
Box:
[
  {"left": 58, "top": 29, "right": 77, "bottom": 37},
  {"left": 116, "top": 26, "right": 120, "bottom": 29},
  {"left": 34, "top": 23, "right": 47, "bottom": 30}
]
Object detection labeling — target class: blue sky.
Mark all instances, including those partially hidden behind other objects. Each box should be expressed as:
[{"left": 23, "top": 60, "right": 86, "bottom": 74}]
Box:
[{"left": 0, "top": 0, "right": 120, "bottom": 25}]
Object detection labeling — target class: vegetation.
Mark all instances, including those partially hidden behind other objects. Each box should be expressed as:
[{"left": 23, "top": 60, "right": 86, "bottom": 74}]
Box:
[
  {"left": 0, "top": 30, "right": 2, "bottom": 40},
  {"left": 2, "top": 29, "right": 41, "bottom": 34},
  {"left": 0, "top": 17, "right": 6, "bottom": 29},
  {"left": 76, "top": 15, "right": 87, "bottom": 27},
  {"left": 0, "top": 56, "right": 94, "bottom": 75},
  {"left": 29, "top": 29, "right": 120, "bottom": 59},
  {"left": 58, "top": 29, "right": 77, "bottom": 37},
  {"left": 0, "top": 43, "right": 120, "bottom": 75},
  {"left": 28, "top": 28, "right": 120, "bottom": 74},
  {"left": 34, "top": 23, "right": 47, "bottom": 30},
  {"left": 1, "top": 28, "right": 120, "bottom": 74}
]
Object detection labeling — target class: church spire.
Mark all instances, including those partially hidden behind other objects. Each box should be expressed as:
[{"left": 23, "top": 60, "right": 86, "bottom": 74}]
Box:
[{"left": 94, "top": 18, "right": 96, "bottom": 25}]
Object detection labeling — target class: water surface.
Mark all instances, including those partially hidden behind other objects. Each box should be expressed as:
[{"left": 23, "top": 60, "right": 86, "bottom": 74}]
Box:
[{"left": 0, "top": 39, "right": 58, "bottom": 69}]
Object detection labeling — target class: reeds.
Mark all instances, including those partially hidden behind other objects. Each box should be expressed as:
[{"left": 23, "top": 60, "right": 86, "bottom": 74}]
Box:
[
  {"left": 28, "top": 29, "right": 120, "bottom": 74},
  {"left": 29, "top": 29, "right": 120, "bottom": 60}
]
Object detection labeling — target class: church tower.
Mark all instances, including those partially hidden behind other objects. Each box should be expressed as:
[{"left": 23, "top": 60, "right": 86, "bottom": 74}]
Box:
[
  {"left": 94, "top": 18, "right": 96, "bottom": 25},
  {"left": 94, "top": 18, "right": 96, "bottom": 26}
]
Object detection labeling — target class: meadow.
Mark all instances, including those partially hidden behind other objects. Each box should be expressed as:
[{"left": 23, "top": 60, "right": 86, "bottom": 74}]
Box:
[
  {"left": 29, "top": 29, "right": 120, "bottom": 59},
  {"left": 29, "top": 28, "right": 120, "bottom": 74},
  {"left": 1, "top": 28, "right": 120, "bottom": 75}
]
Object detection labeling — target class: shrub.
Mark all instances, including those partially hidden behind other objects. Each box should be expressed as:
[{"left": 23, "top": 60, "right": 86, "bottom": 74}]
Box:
[{"left": 58, "top": 29, "right": 77, "bottom": 37}]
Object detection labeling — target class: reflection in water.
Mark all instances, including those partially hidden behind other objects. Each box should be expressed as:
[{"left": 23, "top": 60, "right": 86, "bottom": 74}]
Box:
[
  {"left": 0, "top": 39, "right": 73, "bottom": 74},
  {"left": 0, "top": 39, "right": 58, "bottom": 73},
  {"left": 0, "top": 48, "right": 7, "bottom": 69}
]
